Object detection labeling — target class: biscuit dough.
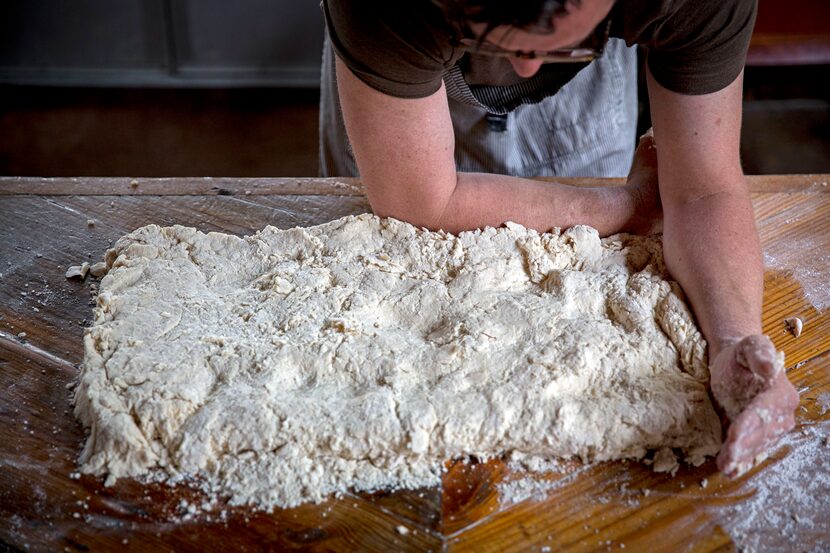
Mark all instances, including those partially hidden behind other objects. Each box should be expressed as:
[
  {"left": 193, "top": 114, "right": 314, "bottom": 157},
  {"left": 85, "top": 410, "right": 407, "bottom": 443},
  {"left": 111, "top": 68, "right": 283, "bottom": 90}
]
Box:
[{"left": 74, "top": 214, "right": 721, "bottom": 508}]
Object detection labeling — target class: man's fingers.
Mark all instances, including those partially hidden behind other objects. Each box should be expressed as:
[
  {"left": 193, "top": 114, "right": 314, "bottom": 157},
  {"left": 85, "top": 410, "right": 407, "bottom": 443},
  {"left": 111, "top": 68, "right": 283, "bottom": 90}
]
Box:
[
  {"left": 717, "top": 398, "right": 763, "bottom": 477},
  {"left": 772, "top": 373, "right": 801, "bottom": 413},
  {"left": 717, "top": 376, "right": 798, "bottom": 478},
  {"left": 717, "top": 442, "right": 743, "bottom": 477},
  {"left": 633, "top": 131, "right": 657, "bottom": 167},
  {"left": 717, "top": 407, "right": 770, "bottom": 478},
  {"left": 736, "top": 335, "right": 781, "bottom": 382}
]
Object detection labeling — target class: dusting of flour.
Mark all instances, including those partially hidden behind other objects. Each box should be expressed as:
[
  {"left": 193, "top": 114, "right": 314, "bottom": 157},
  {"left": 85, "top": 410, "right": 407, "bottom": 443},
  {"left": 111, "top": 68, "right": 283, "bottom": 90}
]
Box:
[
  {"left": 758, "top": 186, "right": 830, "bottom": 311},
  {"left": 716, "top": 421, "right": 830, "bottom": 552},
  {"left": 74, "top": 215, "right": 721, "bottom": 509}
]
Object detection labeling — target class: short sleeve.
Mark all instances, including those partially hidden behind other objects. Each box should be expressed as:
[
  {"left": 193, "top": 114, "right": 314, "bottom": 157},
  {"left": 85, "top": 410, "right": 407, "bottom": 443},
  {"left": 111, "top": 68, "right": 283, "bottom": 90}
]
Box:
[
  {"left": 645, "top": 0, "right": 758, "bottom": 95},
  {"left": 323, "top": 0, "right": 453, "bottom": 98}
]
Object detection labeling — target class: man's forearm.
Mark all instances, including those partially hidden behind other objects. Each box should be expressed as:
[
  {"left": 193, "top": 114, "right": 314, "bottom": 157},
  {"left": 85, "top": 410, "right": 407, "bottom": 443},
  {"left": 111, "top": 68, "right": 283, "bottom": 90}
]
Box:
[
  {"left": 337, "top": 57, "right": 649, "bottom": 239},
  {"left": 662, "top": 185, "right": 764, "bottom": 358},
  {"left": 426, "top": 171, "right": 637, "bottom": 236}
]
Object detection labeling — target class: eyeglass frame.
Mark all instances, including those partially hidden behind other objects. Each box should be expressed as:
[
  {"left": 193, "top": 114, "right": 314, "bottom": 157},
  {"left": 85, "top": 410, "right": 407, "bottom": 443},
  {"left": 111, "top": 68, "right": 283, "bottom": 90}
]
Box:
[{"left": 456, "top": 16, "right": 612, "bottom": 64}]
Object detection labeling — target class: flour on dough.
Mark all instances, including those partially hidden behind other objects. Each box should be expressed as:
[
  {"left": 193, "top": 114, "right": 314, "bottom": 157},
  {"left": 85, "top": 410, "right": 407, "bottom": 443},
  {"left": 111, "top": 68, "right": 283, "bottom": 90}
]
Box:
[{"left": 74, "top": 214, "right": 721, "bottom": 509}]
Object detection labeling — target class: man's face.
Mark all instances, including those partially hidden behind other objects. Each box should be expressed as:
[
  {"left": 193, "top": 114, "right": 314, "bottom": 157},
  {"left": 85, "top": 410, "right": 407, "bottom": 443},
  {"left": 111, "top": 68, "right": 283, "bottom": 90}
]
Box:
[{"left": 470, "top": 0, "right": 616, "bottom": 78}]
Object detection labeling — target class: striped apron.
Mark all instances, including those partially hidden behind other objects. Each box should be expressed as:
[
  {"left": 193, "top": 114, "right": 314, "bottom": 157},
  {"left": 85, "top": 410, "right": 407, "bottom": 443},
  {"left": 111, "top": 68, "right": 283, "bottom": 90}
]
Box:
[{"left": 319, "top": 30, "right": 638, "bottom": 178}]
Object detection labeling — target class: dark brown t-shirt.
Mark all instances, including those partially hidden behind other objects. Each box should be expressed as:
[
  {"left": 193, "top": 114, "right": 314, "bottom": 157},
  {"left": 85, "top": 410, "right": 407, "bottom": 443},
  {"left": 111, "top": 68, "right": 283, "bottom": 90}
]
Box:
[{"left": 323, "top": 0, "right": 757, "bottom": 98}]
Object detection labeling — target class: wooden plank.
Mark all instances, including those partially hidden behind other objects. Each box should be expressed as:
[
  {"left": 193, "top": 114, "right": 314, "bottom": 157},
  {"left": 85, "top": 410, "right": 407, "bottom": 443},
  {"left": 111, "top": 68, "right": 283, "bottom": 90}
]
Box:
[
  {"left": 755, "top": 192, "right": 830, "bottom": 367},
  {"left": 357, "top": 487, "right": 441, "bottom": 534},
  {"left": 2, "top": 174, "right": 829, "bottom": 196},
  {"left": 2, "top": 182, "right": 829, "bottom": 551},
  {"left": 442, "top": 457, "right": 508, "bottom": 536},
  {"left": 761, "top": 271, "right": 830, "bottom": 369},
  {"left": 0, "top": 176, "right": 367, "bottom": 197},
  {"left": 535, "top": 174, "right": 830, "bottom": 194}
]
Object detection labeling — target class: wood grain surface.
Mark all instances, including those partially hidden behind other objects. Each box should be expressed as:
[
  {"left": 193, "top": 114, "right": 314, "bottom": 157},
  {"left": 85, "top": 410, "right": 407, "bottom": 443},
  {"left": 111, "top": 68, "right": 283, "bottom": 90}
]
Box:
[{"left": 1, "top": 176, "right": 828, "bottom": 552}]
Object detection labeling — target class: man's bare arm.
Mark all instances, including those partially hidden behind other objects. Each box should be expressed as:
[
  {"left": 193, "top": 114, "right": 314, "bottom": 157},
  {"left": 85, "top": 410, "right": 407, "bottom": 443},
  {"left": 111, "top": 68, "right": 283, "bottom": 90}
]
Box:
[
  {"left": 647, "top": 67, "right": 798, "bottom": 476},
  {"left": 647, "top": 68, "right": 761, "bottom": 353},
  {"left": 335, "top": 56, "right": 654, "bottom": 236}
]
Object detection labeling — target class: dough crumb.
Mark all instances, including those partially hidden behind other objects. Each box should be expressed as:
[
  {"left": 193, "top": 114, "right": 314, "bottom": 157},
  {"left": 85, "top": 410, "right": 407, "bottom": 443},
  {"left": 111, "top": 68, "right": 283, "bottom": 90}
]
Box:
[
  {"left": 651, "top": 448, "right": 679, "bottom": 476},
  {"left": 86, "top": 219, "right": 95, "bottom": 227},
  {"left": 700, "top": 478, "right": 708, "bottom": 488},
  {"left": 396, "top": 525, "right": 410, "bottom": 536},
  {"left": 65, "top": 262, "right": 90, "bottom": 280},
  {"left": 784, "top": 317, "right": 803, "bottom": 338},
  {"left": 89, "top": 261, "right": 108, "bottom": 278}
]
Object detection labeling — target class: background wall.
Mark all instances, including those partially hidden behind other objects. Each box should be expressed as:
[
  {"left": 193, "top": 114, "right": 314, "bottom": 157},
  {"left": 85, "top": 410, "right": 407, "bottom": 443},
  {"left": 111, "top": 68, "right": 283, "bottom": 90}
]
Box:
[
  {"left": 0, "top": 0, "right": 325, "bottom": 87},
  {"left": 0, "top": 0, "right": 828, "bottom": 177}
]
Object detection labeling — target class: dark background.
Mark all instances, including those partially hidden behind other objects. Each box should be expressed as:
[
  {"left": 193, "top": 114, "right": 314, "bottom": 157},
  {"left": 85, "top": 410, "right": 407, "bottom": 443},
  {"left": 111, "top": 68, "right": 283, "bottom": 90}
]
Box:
[{"left": 0, "top": 0, "right": 828, "bottom": 178}]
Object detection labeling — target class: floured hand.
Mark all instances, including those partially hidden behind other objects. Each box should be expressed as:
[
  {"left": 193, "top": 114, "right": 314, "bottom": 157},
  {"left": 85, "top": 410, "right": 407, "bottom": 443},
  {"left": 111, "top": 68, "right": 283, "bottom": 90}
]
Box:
[{"left": 710, "top": 335, "right": 799, "bottom": 477}]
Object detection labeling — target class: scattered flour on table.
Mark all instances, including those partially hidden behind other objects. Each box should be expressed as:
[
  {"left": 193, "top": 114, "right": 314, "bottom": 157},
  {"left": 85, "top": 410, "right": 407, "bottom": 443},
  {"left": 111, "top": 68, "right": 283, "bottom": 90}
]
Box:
[
  {"left": 714, "top": 421, "right": 830, "bottom": 553},
  {"left": 759, "top": 188, "right": 830, "bottom": 311},
  {"left": 497, "top": 423, "right": 830, "bottom": 552},
  {"left": 498, "top": 450, "right": 596, "bottom": 505},
  {"left": 73, "top": 214, "right": 721, "bottom": 510},
  {"left": 764, "top": 246, "right": 830, "bottom": 311},
  {"left": 499, "top": 454, "right": 592, "bottom": 505},
  {"left": 498, "top": 476, "right": 571, "bottom": 506}
]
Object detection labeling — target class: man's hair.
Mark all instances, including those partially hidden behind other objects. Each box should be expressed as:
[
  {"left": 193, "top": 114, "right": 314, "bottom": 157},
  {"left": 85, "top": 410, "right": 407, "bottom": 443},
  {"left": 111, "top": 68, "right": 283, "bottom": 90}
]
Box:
[{"left": 434, "top": 0, "right": 579, "bottom": 35}]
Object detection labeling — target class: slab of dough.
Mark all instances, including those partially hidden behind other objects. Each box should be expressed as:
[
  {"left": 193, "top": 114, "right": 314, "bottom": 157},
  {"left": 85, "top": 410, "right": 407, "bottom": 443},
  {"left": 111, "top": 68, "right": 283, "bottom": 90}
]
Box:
[{"left": 74, "top": 214, "right": 721, "bottom": 508}]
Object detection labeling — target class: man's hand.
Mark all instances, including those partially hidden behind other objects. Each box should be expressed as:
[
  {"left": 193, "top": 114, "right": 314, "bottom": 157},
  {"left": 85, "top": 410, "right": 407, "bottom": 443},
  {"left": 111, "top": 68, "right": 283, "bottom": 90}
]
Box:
[
  {"left": 710, "top": 335, "right": 799, "bottom": 477},
  {"left": 623, "top": 129, "right": 662, "bottom": 236}
]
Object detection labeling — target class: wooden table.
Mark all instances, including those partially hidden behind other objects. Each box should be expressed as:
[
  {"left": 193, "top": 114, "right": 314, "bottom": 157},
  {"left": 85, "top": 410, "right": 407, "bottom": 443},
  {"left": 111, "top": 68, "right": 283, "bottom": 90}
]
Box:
[{"left": 2, "top": 176, "right": 829, "bottom": 552}]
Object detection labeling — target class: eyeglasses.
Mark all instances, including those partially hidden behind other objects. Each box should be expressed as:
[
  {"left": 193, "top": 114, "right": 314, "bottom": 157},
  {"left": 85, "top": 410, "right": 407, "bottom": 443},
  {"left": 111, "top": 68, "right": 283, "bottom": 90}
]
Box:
[{"left": 457, "top": 17, "right": 611, "bottom": 64}]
